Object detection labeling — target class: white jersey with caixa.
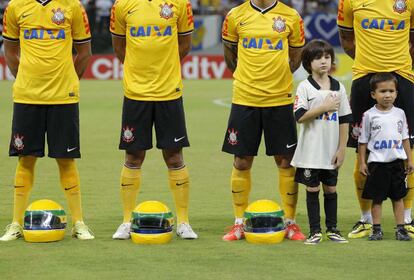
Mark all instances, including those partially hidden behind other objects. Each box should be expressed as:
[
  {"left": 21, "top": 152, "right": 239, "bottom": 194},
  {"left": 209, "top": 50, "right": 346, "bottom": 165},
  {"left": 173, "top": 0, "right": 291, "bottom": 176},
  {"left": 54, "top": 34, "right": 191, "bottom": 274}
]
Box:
[
  {"left": 359, "top": 106, "right": 409, "bottom": 163},
  {"left": 291, "top": 76, "right": 352, "bottom": 169}
]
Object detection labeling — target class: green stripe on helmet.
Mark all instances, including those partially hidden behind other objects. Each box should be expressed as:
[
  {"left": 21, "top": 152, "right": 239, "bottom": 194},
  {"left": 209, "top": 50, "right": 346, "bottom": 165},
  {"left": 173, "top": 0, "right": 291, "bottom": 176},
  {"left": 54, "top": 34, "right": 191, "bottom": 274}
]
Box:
[
  {"left": 24, "top": 210, "right": 66, "bottom": 217},
  {"left": 244, "top": 210, "right": 284, "bottom": 219},
  {"left": 132, "top": 211, "right": 173, "bottom": 219}
]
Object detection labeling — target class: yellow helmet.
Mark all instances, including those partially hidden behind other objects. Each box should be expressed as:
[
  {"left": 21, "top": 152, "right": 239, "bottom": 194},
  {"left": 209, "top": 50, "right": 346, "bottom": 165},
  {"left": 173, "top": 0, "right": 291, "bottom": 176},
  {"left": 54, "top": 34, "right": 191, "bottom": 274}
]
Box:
[
  {"left": 130, "top": 201, "right": 174, "bottom": 244},
  {"left": 23, "top": 199, "right": 67, "bottom": 243},
  {"left": 244, "top": 200, "right": 285, "bottom": 244}
]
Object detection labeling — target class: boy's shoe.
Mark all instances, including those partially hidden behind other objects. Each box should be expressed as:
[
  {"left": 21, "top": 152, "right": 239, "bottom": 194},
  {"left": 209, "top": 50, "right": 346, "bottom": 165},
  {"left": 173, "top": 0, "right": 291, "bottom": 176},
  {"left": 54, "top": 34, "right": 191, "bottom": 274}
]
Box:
[
  {"left": 404, "top": 221, "right": 414, "bottom": 238},
  {"left": 304, "top": 232, "right": 323, "bottom": 245},
  {"left": 112, "top": 222, "right": 131, "bottom": 240},
  {"left": 177, "top": 223, "right": 198, "bottom": 239},
  {"left": 368, "top": 230, "right": 383, "bottom": 241},
  {"left": 72, "top": 221, "right": 95, "bottom": 240},
  {"left": 396, "top": 227, "right": 412, "bottom": 241},
  {"left": 222, "top": 224, "right": 244, "bottom": 241},
  {"left": 285, "top": 223, "right": 306, "bottom": 241},
  {"left": 0, "top": 223, "right": 23, "bottom": 242},
  {"left": 348, "top": 221, "right": 372, "bottom": 238},
  {"left": 326, "top": 229, "right": 348, "bottom": 243}
]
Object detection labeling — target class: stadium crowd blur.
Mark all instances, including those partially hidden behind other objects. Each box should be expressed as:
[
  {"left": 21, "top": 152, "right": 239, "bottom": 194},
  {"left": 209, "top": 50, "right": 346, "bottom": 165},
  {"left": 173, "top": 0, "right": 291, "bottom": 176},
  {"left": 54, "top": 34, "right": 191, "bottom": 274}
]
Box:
[{"left": 0, "top": 0, "right": 338, "bottom": 53}]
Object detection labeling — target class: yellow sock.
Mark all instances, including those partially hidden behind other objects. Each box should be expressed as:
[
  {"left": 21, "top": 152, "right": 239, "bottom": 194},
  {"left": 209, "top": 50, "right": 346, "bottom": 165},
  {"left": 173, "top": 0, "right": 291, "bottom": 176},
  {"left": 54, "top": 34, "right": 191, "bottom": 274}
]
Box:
[
  {"left": 57, "top": 159, "right": 83, "bottom": 224},
  {"left": 13, "top": 156, "right": 37, "bottom": 225},
  {"left": 120, "top": 165, "right": 141, "bottom": 223},
  {"left": 353, "top": 157, "right": 371, "bottom": 212},
  {"left": 231, "top": 167, "right": 251, "bottom": 219},
  {"left": 278, "top": 167, "right": 298, "bottom": 220},
  {"left": 168, "top": 166, "right": 190, "bottom": 224}
]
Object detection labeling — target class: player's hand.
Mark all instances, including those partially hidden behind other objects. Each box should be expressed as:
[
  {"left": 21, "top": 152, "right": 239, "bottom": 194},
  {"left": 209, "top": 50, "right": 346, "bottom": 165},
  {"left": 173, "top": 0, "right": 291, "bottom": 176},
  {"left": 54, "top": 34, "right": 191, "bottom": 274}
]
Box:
[
  {"left": 332, "top": 149, "right": 345, "bottom": 168},
  {"left": 359, "top": 163, "right": 369, "bottom": 176},
  {"left": 406, "top": 162, "right": 414, "bottom": 175},
  {"left": 323, "top": 92, "right": 340, "bottom": 112}
]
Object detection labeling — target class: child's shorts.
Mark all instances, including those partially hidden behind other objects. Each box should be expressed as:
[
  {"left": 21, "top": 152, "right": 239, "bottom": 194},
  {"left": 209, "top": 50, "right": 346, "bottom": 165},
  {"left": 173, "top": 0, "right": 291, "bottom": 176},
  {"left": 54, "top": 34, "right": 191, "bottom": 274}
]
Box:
[
  {"left": 295, "top": 168, "right": 338, "bottom": 187},
  {"left": 362, "top": 159, "right": 408, "bottom": 203}
]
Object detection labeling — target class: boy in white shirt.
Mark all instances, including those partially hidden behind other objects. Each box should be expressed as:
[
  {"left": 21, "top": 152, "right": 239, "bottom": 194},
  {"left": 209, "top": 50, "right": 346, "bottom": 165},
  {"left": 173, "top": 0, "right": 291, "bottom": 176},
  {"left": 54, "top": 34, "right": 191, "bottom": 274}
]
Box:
[
  {"left": 292, "top": 39, "right": 352, "bottom": 244},
  {"left": 359, "top": 72, "right": 414, "bottom": 241}
]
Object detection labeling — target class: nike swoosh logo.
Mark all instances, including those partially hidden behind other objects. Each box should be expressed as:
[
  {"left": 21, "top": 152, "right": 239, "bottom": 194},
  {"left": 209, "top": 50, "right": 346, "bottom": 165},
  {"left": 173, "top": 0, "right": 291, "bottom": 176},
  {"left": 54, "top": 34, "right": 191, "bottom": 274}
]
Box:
[
  {"left": 174, "top": 136, "right": 186, "bottom": 142},
  {"left": 67, "top": 147, "right": 77, "bottom": 152},
  {"left": 232, "top": 190, "right": 244, "bottom": 193},
  {"left": 307, "top": 97, "right": 315, "bottom": 101},
  {"left": 128, "top": 9, "right": 138, "bottom": 14},
  {"left": 240, "top": 22, "right": 246, "bottom": 26},
  {"left": 362, "top": 2, "right": 373, "bottom": 7},
  {"left": 14, "top": 185, "right": 25, "bottom": 188},
  {"left": 287, "top": 192, "right": 298, "bottom": 196},
  {"left": 121, "top": 183, "right": 134, "bottom": 187},
  {"left": 286, "top": 143, "right": 297, "bottom": 148},
  {"left": 410, "top": 135, "right": 414, "bottom": 139},
  {"left": 176, "top": 181, "right": 188, "bottom": 186},
  {"left": 21, "top": 13, "right": 31, "bottom": 18},
  {"left": 64, "top": 185, "right": 77, "bottom": 191}
]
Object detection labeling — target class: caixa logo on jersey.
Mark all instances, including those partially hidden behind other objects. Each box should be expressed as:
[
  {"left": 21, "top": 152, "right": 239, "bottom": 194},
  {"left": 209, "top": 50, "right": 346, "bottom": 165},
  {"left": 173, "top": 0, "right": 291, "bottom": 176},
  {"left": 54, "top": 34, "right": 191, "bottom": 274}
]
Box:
[{"left": 373, "top": 139, "right": 403, "bottom": 150}]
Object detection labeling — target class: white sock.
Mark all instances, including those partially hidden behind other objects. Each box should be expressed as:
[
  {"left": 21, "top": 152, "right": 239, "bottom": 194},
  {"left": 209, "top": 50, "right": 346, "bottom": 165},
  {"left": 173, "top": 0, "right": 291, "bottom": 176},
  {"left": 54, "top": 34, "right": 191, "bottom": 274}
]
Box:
[
  {"left": 404, "top": 209, "right": 412, "bottom": 224},
  {"left": 360, "top": 211, "right": 372, "bottom": 224},
  {"left": 234, "top": 218, "right": 243, "bottom": 225},
  {"left": 285, "top": 218, "right": 295, "bottom": 225}
]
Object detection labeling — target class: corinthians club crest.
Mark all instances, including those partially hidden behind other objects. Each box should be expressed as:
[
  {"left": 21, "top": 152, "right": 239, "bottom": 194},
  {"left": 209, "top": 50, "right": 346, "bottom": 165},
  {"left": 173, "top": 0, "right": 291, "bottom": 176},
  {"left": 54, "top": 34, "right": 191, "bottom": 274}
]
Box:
[
  {"left": 51, "top": 8, "right": 65, "bottom": 25},
  {"left": 227, "top": 128, "right": 238, "bottom": 146},
  {"left": 122, "top": 126, "right": 135, "bottom": 143},
  {"left": 272, "top": 16, "right": 286, "bottom": 33},
  {"left": 393, "top": 0, "right": 407, "bottom": 14},
  {"left": 159, "top": 3, "right": 174, "bottom": 20},
  {"left": 13, "top": 134, "right": 24, "bottom": 151}
]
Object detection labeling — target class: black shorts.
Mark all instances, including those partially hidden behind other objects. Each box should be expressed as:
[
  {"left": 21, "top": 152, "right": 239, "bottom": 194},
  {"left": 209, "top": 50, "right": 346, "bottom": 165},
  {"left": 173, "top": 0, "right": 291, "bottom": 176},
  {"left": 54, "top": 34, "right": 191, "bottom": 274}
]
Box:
[
  {"left": 295, "top": 168, "right": 338, "bottom": 187},
  {"left": 348, "top": 73, "right": 414, "bottom": 148},
  {"left": 362, "top": 160, "right": 408, "bottom": 203},
  {"left": 9, "top": 103, "right": 80, "bottom": 158},
  {"left": 222, "top": 103, "right": 297, "bottom": 156},
  {"left": 119, "top": 97, "right": 189, "bottom": 152}
]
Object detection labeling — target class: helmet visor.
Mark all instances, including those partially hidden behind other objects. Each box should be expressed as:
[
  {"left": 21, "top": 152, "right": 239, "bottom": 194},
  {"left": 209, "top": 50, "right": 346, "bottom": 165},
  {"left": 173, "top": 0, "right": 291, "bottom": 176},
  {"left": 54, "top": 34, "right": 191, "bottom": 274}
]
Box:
[
  {"left": 131, "top": 212, "right": 173, "bottom": 234},
  {"left": 244, "top": 216, "right": 285, "bottom": 233},
  {"left": 24, "top": 210, "right": 66, "bottom": 230}
]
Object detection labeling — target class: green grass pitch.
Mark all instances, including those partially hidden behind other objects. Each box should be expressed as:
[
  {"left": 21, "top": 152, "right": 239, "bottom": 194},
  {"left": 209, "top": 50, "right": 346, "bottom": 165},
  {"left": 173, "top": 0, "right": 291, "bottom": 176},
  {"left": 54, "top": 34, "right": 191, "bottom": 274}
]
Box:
[{"left": 0, "top": 80, "right": 413, "bottom": 279}]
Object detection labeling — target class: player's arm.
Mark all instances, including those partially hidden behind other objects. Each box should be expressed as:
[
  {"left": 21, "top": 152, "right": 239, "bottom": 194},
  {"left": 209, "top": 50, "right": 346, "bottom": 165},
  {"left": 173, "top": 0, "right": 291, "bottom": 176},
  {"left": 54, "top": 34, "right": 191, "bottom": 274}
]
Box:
[
  {"left": 358, "top": 143, "right": 369, "bottom": 176},
  {"left": 403, "top": 139, "right": 414, "bottom": 174},
  {"left": 332, "top": 123, "right": 349, "bottom": 168},
  {"left": 289, "top": 47, "right": 302, "bottom": 73},
  {"left": 73, "top": 42, "right": 92, "bottom": 79},
  {"left": 112, "top": 36, "right": 126, "bottom": 63},
  {"left": 3, "top": 40, "right": 20, "bottom": 78},
  {"left": 296, "top": 93, "right": 340, "bottom": 123},
  {"left": 410, "top": 31, "right": 414, "bottom": 68},
  {"left": 223, "top": 41, "right": 238, "bottom": 73},
  {"left": 178, "top": 34, "right": 192, "bottom": 60},
  {"left": 338, "top": 29, "right": 355, "bottom": 59}
]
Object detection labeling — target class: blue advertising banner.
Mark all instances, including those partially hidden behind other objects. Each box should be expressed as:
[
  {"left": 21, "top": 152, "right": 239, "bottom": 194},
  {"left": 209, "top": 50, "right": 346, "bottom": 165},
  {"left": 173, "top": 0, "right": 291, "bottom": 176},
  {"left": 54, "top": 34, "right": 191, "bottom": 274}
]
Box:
[{"left": 304, "top": 13, "right": 340, "bottom": 47}]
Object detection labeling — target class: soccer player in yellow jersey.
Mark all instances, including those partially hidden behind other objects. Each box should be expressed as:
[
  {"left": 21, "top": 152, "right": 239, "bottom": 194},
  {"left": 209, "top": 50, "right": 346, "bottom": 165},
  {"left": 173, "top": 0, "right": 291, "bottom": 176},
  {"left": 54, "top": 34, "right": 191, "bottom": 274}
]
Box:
[
  {"left": 0, "top": 0, "right": 94, "bottom": 241},
  {"left": 110, "top": 0, "right": 198, "bottom": 239},
  {"left": 221, "top": 0, "right": 306, "bottom": 241},
  {"left": 338, "top": 0, "right": 414, "bottom": 238}
]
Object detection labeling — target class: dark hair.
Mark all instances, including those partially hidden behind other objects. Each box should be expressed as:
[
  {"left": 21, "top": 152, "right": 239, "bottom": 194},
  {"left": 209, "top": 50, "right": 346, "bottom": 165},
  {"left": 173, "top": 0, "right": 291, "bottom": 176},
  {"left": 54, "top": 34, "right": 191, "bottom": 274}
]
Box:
[
  {"left": 301, "top": 39, "right": 335, "bottom": 74},
  {"left": 369, "top": 72, "right": 398, "bottom": 91}
]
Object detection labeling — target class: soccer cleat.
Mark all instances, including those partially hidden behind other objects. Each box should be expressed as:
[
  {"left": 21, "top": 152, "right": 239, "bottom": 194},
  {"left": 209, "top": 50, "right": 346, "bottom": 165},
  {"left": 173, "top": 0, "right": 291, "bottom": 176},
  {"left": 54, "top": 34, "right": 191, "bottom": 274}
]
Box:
[
  {"left": 304, "top": 232, "right": 322, "bottom": 245},
  {"left": 326, "top": 229, "right": 348, "bottom": 243},
  {"left": 222, "top": 224, "right": 244, "bottom": 241},
  {"left": 176, "top": 223, "right": 198, "bottom": 239},
  {"left": 72, "top": 221, "right": 95, "bottom": 240},
  {"left": 285, "top": 223, "right": 306, "bottom": 241},
  {"left": 396, "top": 228, "right": 412, "bottom": 241},
  {"left": 368, "top": 230, "right": 383, "bottom": 241},
  {"left": 404, "top": 221, "right": 414, "bottom": 238},
  {"left": 112, "top": 222, "right": 131, "bottom": 240},
  {"left": 348, "top": 221, "right": 372, "bottom": 238},
  {"left": 0, "top": 222, "right": 23, "bottom": 242}
]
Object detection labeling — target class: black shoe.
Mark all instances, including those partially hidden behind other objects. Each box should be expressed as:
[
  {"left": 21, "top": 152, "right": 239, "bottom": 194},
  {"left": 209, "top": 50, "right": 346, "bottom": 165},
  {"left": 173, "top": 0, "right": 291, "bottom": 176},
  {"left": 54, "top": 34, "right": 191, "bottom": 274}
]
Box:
[
  {"left": 396, "top": 228, "right": 411, "bottom": 241},
  {"left": 368, "top": 230, "right": 383, "bottom": 241}
]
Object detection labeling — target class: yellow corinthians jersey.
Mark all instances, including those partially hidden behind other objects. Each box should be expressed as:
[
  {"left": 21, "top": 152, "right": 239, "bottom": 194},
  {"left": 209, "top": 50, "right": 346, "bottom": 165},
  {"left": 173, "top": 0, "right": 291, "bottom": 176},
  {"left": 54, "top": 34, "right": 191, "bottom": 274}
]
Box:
[
  {"left": 338, "top": 0, "right": 414, "bottom": 82},
  {"left": 2, "top": 0, "right": 91, "bottom": 104},
  {"left": 222, "top": 1, "right": 304, "bottom": 107},
  {"left": 110, "top": 0, "right": 194, "bottom": 101}
]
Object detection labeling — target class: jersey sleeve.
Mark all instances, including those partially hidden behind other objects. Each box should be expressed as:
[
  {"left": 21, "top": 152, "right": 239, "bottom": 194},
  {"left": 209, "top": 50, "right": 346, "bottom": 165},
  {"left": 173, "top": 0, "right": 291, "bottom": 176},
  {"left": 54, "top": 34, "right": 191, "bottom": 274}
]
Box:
[
  {"left": 177, "top": 0, "right": 194, "bottom": 35},
  {"left": 293, "top": 82, "right": 308, "bottom": 121},
  {"left": 72, "top": 2, "right": 91, "bottom": 43},
  {"left": 222, "top": 9, "right": 238, "bottom": 44},
  {"left": 402, "top": 111, "right": 409, "bottom": 140},
  {"left": 411, "top": 4, "right": 414, "bottom": 31},
  {"left": 288, "top": 12, "right": 305, "bottom": 48},
  {"left": 337, "top": 0, "right": 353, "bottom": 30},
  {"left": 338, "top": 83, "right": 353, "bottom": 123},
  {"left": 110, "top": 0, "right": 126, "bottom": 37},
  {"left": 2, "top": 2, "right": 19, "bottom": 41},
  {"left": 358, "top": 112, "right": 370, "bottom": 144}
]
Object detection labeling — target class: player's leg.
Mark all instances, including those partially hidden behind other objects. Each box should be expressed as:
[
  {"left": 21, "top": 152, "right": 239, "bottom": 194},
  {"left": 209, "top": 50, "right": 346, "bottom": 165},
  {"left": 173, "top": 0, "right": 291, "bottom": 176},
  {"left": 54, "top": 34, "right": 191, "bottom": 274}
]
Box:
[
  {"left": 263, "top": 104, "right": 305, "bottom": 240},
  {"left": 114, "top": 97, "right": 153, "bottom": 239},
  {"left": 155, "top": 97, "right": 196, "bottom": 239},
  {"left": 47, "top": 103, "right": 93, "bottom": 240},
  {"left": 394, "top": 74, "right": 414, "bottom": 236},
  {"left": 221, "top": 104, "right": 261, "bottom": 241},
  {"left": 369, "top": 202, "right": 383, "bottom": 241},
  {"left": 348, "top": 75, "right": 375, "bottom": 238},
  {"left": 1, "top": 103, "right": 46, "bottom": 241}
]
